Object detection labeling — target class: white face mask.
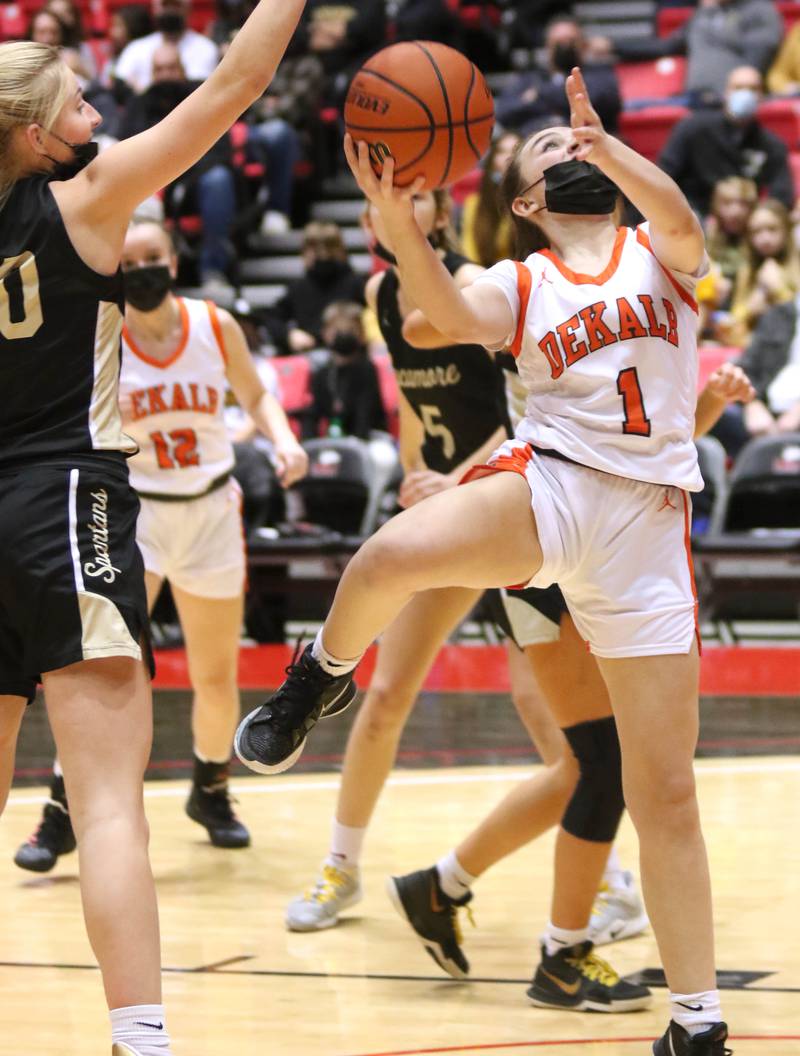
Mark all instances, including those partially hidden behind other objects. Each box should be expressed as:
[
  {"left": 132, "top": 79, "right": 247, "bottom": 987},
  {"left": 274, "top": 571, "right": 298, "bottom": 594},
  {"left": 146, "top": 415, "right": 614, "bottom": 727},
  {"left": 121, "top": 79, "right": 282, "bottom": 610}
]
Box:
[{"left": 727, "top": 88, "right": 759, "bottom": 120}]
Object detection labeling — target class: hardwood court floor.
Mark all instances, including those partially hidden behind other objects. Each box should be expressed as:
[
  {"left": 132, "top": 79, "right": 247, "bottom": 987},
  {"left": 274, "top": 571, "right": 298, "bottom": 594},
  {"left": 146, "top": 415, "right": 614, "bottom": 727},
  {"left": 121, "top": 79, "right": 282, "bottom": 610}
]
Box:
[{"left": 1, "top": 757, "right": 799, "bottom": 1055}]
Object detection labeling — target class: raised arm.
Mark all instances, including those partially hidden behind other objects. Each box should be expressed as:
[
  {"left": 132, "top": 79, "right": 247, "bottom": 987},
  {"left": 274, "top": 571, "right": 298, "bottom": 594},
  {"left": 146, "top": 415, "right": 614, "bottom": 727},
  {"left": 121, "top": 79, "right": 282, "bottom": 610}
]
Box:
[
  {"left": 345, "top": 136, "right": 514, "bottom": 348},
  {"left": 65, "top": 0, "right": 306, "bottom": 230},
  {"left": 566, "top": 67, "right": 705, "bottom": 275}
]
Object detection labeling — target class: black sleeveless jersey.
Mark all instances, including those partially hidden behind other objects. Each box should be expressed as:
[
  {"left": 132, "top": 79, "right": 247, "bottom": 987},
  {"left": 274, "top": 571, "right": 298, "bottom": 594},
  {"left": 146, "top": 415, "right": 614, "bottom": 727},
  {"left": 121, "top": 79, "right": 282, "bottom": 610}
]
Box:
[
  {"left": 376, "top": 252, "right": 509, "bottom": 474},
  {"left": 0, "top": 176, "right": 134, "bottom": 469}
]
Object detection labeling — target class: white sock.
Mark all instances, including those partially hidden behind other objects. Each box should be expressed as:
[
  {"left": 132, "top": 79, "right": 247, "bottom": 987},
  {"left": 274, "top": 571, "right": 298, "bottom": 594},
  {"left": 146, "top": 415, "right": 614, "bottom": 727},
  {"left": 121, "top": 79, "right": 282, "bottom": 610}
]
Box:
[
  {"left": 311, "top": 629, "right": 362, "bottom": 677},
  {"left": 328, "top": 819, "right": 365, "bottom": 870},
  {"left": 110, "top": 1005, "right": 171, "bottom": 1054},
  {"left": 436, "top": 849, "right": 476, "bottom": 901},
  {"left": 670, "top": 989, "right": 723, "bottom": 1036},
  {"left": 603, "top": 845, "right": 627, "bottom": 889},
  {"left": 542, "top": 921, "right": 590, "bottom": 957},
  {"left": 53, "top": 758, "right": 63, "bottom": 778}
]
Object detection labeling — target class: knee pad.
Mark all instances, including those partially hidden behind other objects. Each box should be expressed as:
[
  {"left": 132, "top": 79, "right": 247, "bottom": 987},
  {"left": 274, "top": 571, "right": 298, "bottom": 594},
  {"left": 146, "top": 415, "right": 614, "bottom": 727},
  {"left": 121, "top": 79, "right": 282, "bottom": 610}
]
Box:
[{"left": 561, "top": 716, "right": 624, "bottom": 843}]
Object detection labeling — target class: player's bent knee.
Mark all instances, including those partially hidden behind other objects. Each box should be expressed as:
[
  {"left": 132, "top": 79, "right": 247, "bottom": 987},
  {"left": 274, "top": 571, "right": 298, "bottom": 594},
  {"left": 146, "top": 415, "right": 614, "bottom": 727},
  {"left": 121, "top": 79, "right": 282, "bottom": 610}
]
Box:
[
  {"left": 561, "top": 717, "right": 624, "bottom": 843},
  {"left": 359, "top": 682, "right": 418, "bottom": 734}
]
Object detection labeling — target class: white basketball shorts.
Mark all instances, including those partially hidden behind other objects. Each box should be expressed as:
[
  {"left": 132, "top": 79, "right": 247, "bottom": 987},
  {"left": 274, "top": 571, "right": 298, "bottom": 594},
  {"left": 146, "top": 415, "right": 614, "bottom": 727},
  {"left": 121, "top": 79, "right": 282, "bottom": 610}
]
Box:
[
  {"left": 466, "top": 440, "right": 700, "bottom": 659},
  {"left": 136, "top": 479, "right": 246, "bottom": 599}
]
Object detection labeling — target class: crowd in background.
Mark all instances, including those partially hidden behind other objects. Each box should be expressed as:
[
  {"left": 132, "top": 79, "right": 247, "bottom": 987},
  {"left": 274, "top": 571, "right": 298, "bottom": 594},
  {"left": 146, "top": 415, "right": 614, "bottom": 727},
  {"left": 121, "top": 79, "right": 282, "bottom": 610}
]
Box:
[{"left": 8, "top": 0, "right": 800, "bottom": 532}]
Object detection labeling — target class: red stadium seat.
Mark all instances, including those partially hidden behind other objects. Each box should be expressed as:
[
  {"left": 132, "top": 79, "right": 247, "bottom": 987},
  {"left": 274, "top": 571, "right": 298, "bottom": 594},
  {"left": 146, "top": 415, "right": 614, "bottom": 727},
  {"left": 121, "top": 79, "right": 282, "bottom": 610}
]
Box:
[
  {"left": 619, "top": 105, "right": 689, "bottom": 163},
  {"left": 789, "top": 151, "right": 800, "bottom": 196},
  {"left": 757, "top": 99, "right": 800, "bottom": 150},
  {"left": 272, "top": 356, "right": 313, "bottom": 415},
  {"left": 0, "top": 3, "right": 27, "bottom": 39},
  {"left": 448, "top": 165, "right": 482, "bottom": 206},
  {"left": 656, "top": 6, "right": 693, "bottom": 38},
  {"left": 617, "top": 57, "right": 687, "bottom": 103},
  {"left": 776, "top": 2, "right": 800, "bottom": 31},
  {"left": 698, "top": 346, "right": 740, "bottom": 391}
]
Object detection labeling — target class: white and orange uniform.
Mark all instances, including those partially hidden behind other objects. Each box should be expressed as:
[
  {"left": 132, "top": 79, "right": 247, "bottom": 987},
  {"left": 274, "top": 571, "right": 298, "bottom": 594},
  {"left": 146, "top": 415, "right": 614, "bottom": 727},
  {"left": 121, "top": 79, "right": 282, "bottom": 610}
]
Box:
[
  {"left": 471, "top": 224, "right": 705, "bottom": 658},
  {"left": 120, "top": 296, "right": 245, "bottom": 598}
]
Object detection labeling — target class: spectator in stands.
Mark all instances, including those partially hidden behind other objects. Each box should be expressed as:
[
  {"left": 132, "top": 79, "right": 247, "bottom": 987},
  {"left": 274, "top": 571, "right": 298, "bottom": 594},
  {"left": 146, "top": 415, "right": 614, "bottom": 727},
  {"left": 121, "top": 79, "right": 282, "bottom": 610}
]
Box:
[
  {"left": 292, "top": 0, "right": 386, "bottom": 104},
  {"left": 726, "top": 199, "right": 800, "bottom": 345},
  {"left": 461, "top": 131, "right": 521, "bottom": 267},
  {"left": 390, "top": 0, "right": 464, "bottom": 50},
  {"left": 207, "top": 0, "right": 257, "bottom": 47},
  {"left": 613, "top": 0, "right": 782, "bottom": 106},
  {"left": 28, "top": 9, "right": 67, "bottom": 49},
  {"left": 309, "top": 302, "right": 387, "bottom": 439},
  {"left": 737, "top": 292, "right": 800, "bottom": 435},
  {"left": 267, "top": 222, "right": 366, "bottom": 354},
  {"left": 119, "top": 43, "right": 237, "bottom": 294},
  {"left": 696, "top": 176, "right": 759, "bottom": 337},
  {"left": 494, "top": 15, "right": 621, "bottom": 136},
  {"left": 658, "top": 66, "right": 794, "bottom": 216},
  {"left": 45, "top": 0, "right": 99, "bottom": 77},
  {"left": 767, "top": 20, "right": 800, "bottom": 94},
  {"left": 106, "top": 3, "right": 154, "bottom": 79},
  {"left": 115, "top": 0, "right": 219, "bottom": 92}
]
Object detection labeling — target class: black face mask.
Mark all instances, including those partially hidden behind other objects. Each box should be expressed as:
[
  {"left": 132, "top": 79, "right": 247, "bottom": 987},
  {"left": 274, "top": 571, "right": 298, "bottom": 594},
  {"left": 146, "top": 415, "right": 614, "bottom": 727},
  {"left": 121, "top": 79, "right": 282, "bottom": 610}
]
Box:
[
  {"left": 551, "top": 42, "right": 581, "bottom": 75},
  {"left": 44, "top": 130, "right": 98, "bottom": 180},
  {"left": 308, "top": 258, "right": 347, "bottom": 282},
  {"left": 330, "top": 332, "right": 363, "bottom": 358},
  {"left": 155, "top": 11, "right": 186, "bottom": 34},
  {"left": 526, "top": 159, "right": 618, "bottom": 216},
  {"left": 123, "top": 265, "right": 173, "bottom": 311}
]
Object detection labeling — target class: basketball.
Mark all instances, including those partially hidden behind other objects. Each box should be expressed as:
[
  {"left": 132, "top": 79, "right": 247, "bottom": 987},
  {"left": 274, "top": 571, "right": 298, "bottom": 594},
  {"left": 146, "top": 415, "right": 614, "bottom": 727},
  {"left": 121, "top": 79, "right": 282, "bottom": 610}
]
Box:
[{"left": 344, "top": 40, "right": 495, "bottom": 191}]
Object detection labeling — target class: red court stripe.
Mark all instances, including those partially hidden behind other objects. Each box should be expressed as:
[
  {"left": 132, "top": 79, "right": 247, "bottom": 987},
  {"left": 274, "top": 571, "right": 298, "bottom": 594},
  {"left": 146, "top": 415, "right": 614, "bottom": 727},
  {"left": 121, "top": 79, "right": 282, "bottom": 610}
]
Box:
[
  {"left": 344, "top": 1036, "right": 800, "bottom": 1056},
  {"left": 152, "top": 644, "right": 800, "bottom": 697}
]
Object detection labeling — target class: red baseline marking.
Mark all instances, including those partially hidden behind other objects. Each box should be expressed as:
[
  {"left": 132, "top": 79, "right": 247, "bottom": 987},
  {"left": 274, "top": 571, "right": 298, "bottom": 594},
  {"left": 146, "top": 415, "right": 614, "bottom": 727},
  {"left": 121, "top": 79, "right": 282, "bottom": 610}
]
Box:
[
  {"left": 151, "top": 644, "right": 800, "bottom": 697},
  {"left": 345, "top": 1037, "right": 799, "bottom": 1056}
]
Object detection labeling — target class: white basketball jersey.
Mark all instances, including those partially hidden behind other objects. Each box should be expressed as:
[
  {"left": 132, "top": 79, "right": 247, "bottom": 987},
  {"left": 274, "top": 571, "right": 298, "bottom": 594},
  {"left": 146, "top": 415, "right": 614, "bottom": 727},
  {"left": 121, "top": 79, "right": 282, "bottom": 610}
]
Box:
[
  {"left": 120, "top": 297, "right": 234, "bottom": 497},
  {"left": 475, "top": 224, "right": 704, "bottom": 491}
]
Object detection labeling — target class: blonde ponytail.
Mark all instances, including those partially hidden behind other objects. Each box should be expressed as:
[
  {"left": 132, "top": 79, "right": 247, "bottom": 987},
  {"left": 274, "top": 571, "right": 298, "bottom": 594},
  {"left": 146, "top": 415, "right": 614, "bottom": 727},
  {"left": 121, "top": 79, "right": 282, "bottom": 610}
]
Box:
[{"left": 0, "top": 42, "right": 71, "bottom": 208}]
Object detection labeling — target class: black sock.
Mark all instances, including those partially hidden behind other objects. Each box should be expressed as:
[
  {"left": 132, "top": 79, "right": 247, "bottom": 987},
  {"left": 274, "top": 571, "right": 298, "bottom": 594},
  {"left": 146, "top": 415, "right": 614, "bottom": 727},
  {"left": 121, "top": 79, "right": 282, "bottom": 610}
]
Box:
[{"left": 192, "top": 754, "right": 230, "bottom": 794}]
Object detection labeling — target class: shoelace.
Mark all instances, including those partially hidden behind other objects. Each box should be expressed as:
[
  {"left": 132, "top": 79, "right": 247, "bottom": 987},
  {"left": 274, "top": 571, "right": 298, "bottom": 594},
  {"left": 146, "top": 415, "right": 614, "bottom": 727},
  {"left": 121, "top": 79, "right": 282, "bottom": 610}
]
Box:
[
  {"left": 254, "top": 636, "right": 325, "bottom": 728},
  {"left": 566, "top": 948, "right": 619, "bottom": 987},
  {"left": 199, "top": 784, "right": 241, "bottom": 822},
  {"left": 305, "top": 864, "right": 353, "bottom": 904},
  {"left": 449, "top": 903, "right": 476, "bottom": 946}
]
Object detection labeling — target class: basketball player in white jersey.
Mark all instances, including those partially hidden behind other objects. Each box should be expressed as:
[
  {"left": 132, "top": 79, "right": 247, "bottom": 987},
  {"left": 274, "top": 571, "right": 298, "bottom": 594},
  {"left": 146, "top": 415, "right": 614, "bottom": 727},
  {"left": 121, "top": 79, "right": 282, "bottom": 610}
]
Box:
[
  {"left": 236, "top": 69, "right": 731, "bottom": 1056},
  {"left": 15, "top": 218, "right": 307, "bottom": 866}
]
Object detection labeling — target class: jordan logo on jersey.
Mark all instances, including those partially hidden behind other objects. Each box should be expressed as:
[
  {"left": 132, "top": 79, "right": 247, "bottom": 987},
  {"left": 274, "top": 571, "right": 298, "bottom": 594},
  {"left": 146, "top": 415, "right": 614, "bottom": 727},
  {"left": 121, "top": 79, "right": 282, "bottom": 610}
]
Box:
[
  {"left": 130, "top": 382, "right": 219, "bottom": 420},
  {"left": 84, "top": 489, "right": 121, "bottom": 584},
  {"left": 538, "top": 296, "right": 679, "bottom": 381}
]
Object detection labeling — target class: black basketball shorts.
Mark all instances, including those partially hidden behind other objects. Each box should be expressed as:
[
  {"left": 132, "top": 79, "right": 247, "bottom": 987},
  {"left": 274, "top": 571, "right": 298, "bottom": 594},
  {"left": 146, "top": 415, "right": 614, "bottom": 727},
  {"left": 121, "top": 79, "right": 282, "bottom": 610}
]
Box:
[
  {"left": 0, "top": 458, "right": 153, "bottom": 702},
  {"left": 486, "top": 583, "right": 569, "bottom": 649}
]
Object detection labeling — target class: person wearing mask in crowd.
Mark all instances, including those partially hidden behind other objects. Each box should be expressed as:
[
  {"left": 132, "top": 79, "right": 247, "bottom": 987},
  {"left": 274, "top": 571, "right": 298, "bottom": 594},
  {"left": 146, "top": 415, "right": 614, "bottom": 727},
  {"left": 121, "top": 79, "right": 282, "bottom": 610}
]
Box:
[
  {"left": 266, "top": 221, "right": 366, "bottom": 353},
  {"left": 15, "top": 219, "right": 308, "bottom": 872},
  {"left": 696, "top": 176, "right": 758, "bottom": 340},
  {"left": 727, "top": 198, "right": 800, "bottom": 345},
  {"left": 103, "top": 4, "right": 155, "bottom": 81},
  {"left": 736, "top": 287, "right": 800, "bottom": 436},
  {"left": 291, "top": 0, "right": 385, "bottom": 104},
  {"left": 461, "top": 131, "right": 521, "bottom": 267},
  {"left": 495, "top": 16, "right": 622, "bottom": 137},
  {"left": 309, "top": 301, "right": 387, "bottom": 439},
  {"left": 658, "top": 66, "right": 793, "bottom": 217},
  {"left": 612, "top": 0, "right": 782, "bottom": 106},
  {"left": 119, "top": 42, "right": 238, "bottom": 295},
  {"left": 116, "top": 0, "right": 220, "bottom": 92}
]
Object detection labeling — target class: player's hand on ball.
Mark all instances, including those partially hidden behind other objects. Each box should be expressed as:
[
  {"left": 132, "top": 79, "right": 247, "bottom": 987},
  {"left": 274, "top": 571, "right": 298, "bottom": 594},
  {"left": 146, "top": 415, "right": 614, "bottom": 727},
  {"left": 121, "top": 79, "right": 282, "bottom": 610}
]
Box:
[
  {"left": 344, "top": 134, "right": 425, "bottom": 215},
  {"left": 566, "top": 67, "right": 608, "bottom": 161},
  {"left": 274, "top": 441, "right": 309, "bottom": 488},
  {"left": 707, "top": 362, "right": 755, "bottom": 405}
]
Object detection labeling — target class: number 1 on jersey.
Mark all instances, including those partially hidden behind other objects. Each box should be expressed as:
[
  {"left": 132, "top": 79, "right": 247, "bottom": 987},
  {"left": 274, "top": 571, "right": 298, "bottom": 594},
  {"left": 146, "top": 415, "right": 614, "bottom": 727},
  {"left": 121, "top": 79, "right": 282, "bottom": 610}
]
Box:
[{"left": 617, "top": 367, "right": 651, "bottom": 437}]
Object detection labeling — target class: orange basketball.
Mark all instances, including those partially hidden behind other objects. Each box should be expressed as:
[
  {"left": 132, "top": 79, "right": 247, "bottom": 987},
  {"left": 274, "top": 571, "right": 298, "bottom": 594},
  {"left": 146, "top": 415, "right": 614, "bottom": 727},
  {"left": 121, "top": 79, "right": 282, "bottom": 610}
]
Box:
[{"left": 344, "top": 41, "right": 495, "bottom": 191}]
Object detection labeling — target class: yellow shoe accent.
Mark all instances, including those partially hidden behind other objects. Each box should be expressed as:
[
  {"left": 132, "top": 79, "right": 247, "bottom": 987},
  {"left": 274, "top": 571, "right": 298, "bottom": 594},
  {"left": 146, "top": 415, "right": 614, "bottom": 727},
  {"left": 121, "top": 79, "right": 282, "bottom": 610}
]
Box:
[{"left": 566, "top": 947, "right": 620, "bottom": 987}]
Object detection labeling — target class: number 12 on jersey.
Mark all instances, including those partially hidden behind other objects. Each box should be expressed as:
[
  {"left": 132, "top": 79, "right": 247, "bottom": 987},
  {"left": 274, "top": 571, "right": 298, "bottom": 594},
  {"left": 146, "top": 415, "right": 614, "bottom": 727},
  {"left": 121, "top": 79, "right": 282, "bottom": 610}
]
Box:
[
  {"left": 150, "top": 428, "right": 200, "bottom": 469},
  {"left": 617, "top": 368, "right": 651, "bottom": 437}
]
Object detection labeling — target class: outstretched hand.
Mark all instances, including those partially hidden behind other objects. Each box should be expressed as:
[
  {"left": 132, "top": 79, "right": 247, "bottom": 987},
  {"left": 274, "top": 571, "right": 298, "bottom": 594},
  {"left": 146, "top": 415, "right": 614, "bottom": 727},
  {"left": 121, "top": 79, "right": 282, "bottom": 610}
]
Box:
[
  {"left": 566, "top": 67, "right": 608, "bottom": 161},
  {"left": 344, "top": 133, "right": 425, "bottom": 216}
]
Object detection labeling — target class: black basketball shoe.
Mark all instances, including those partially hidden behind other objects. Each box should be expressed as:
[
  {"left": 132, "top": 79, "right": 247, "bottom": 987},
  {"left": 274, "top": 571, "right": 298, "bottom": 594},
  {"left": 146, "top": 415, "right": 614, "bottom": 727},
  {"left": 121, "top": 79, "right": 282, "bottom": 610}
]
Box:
[
  {"left": 653, "top": 1021, "right": 731, "bottom": 1055},
  {"left": 14, "top": 775, "right": 76, "bottom": 873},
  {"left": 527, "top": 940, "right": 652, "bottom": 1012},
  {"left": 386, "top": 866, "right": 473, "bottom": 979},
  {"left": 185, "top": 758, "right": 251, "bottom": 849},
  {"left": 234, "top": 643, "right": 357, "bottom": 774}
]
